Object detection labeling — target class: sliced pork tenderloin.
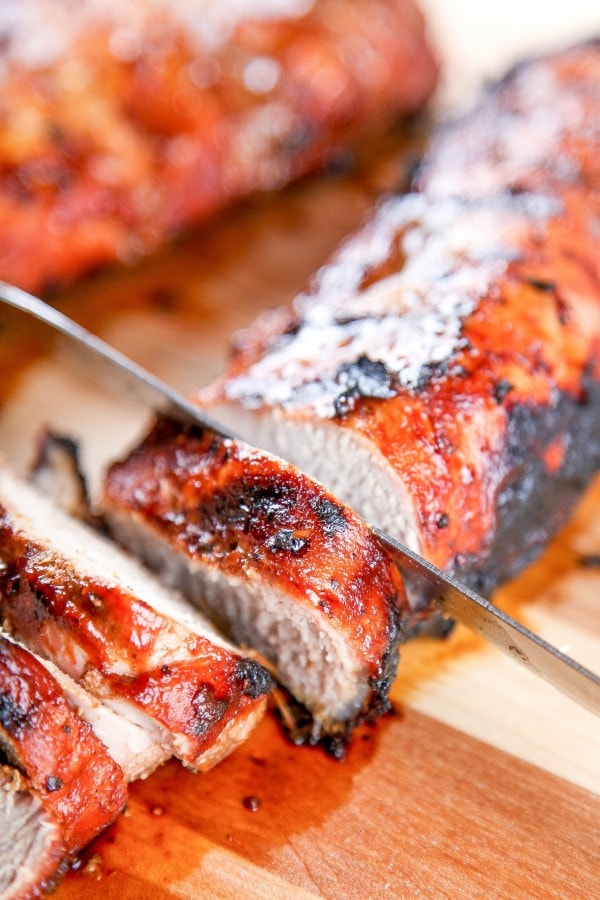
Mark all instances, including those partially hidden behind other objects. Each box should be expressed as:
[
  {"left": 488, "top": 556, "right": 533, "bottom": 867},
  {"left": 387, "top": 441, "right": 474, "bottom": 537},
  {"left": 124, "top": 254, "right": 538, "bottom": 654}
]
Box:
[
  {"left": 104, "top": 417, "right": 408, "bottom": 739},
  {"left": 36, "top": 655, "right": 168, "bottom": 782},
  {"left": 0, "top": 634, "right": 127, "bottom": 855},
  {"left": 0, "top": 766, "right": 66, "bottom": 900},
  {"left": 203, "top": 41, "right": 600, "bottom": 598},
  {"left": 0, "top": 467, "right": 271, "bottom": 772}
]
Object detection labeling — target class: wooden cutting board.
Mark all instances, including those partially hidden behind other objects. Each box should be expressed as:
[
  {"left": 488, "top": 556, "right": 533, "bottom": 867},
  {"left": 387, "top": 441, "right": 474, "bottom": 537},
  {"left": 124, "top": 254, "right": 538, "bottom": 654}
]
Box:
[{"left": 1, "top": 3, "right": 599, "bottom": 896}]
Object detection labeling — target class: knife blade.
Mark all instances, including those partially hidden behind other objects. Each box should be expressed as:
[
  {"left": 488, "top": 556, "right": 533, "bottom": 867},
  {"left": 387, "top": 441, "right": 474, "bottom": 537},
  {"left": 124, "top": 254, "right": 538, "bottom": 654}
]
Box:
[{"left": 1, "top": 279, "right": 599, "bottom": 717}]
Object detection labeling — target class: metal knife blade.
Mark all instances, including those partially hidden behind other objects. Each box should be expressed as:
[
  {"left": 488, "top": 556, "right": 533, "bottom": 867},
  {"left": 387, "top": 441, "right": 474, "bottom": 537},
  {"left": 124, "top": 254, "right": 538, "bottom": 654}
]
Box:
[{"left": 2, "top": 280, "right": 599, "bottom": 717}]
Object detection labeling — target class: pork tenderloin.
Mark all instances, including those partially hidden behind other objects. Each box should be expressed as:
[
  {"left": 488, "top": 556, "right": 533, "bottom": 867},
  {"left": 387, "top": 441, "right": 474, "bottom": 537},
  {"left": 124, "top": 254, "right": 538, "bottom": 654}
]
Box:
[
  {"left": 0, "top": 634, "right": 127, "bottom": 855},
  {"left": 0, "top": 467, "right": 271, "bottom": 772},
  {"left": 204, "top": 41, "right": 600, "bottom": 597},
  {"left": 0, "top": 0, "right": 438, "bottom": 292},
  {"left": 0, "top": 766, "right": 66, "bottom": 900},
  {"left": 104, "top": 417, "right": 408, "bottom": 739}
]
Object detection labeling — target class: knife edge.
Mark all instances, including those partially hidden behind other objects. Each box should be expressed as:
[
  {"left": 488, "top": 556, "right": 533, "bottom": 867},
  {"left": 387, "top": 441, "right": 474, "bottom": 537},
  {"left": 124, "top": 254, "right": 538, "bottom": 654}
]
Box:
[{"left": 1, "top": 279, "right": 599, "bottom": 717}]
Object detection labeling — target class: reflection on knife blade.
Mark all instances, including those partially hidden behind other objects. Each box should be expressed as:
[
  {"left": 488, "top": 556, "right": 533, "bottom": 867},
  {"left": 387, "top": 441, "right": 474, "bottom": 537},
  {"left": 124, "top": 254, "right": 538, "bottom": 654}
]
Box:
[{"left": 1, "top": 279, "right": 599, "bottom": 717}]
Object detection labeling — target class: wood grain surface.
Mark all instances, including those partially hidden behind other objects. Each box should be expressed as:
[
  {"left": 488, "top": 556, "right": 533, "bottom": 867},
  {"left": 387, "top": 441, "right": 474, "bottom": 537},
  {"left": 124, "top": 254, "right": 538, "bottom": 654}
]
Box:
[{"left": 0, "top": 2, "right": 599, "bottom": 896}]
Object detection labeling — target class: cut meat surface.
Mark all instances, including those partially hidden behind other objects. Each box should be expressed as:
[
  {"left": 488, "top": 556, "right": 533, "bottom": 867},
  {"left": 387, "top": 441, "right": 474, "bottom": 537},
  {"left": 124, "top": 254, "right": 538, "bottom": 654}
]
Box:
[
  {"left": 36, "top": 655, "right": 169, "bottom": 783},
  {"left": 0, "top": 766, "right": 66, "bottom": 900},
  {"left": 0, "top": 467, "right": 271, "bottom": 772},
  {"left": 205, "top": 41, "right": 600, "bottom": 598},
  {"left": 0, "top": 0, "right": 438, "bottom": 292},
  {"left": 104, "top": 418, "right": 408, "bottom": 737},
  {"left": 0, "top": 634, "right": 127, "bottom": 855}
]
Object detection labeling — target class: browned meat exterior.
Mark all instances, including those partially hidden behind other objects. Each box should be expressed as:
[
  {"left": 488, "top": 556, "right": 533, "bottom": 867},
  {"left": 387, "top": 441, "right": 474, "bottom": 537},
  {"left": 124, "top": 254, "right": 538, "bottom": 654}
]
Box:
[
  {"left": 104, "top": 418, "right": 407, "bottom": 738},
  {"left": 0, "top": 467, "right": 270, "bottom": 772},
  {"left": 0, "top": 766, "right": 66, "bottom": 900},
  {"left": 0, "top": 635, "right": 127, "bottom": 855},
  {"left": 206, "top": 41, "right": 600, "bottom": 597},
  {"left": 0, "top": 0, "right": 438, "bottom": 292}
]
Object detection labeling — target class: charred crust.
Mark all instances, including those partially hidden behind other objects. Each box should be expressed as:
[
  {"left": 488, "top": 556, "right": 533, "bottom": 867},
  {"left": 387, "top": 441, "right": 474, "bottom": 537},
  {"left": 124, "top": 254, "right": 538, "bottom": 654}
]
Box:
[
  {"left": 239, "top": 482, "right": 296, "bottom": 523},
  {"left": 579, "top": 554, "right": 600, "bottom": 568},
  {"left": 453, "top": 378, "right": 600, "bottom": 597},
  {"left": 493, "top": 379, "right": 514, "bottom": 404},
  {"left": 0, "top": 693, "right": 29, "bottom": 739},
  {"left": 278, "top": 121, "right": 318, "bottom": 157},
  {"left": 403, "top": 613, "right": 455, "bottom": 640},
  {"left": 366, "top": 603, "right": 404, "bottom": 718},
  {"left": 234, "top": 659, "right": 272, "bottom": 700},
  {"left": 190, "top": 687, "right": 228, "bottom": 738},
  {"left": 267, "top": 529, "right": 310, "bottom": 556},
  {"left": 322, "top": 147, "right": 357, "bottom": 179},
  {"left": 30, "top": 431, "right": 111, "bottom": 531},
  {"left": 312, "top": 497, "right": 347, "bottom": 536},
  {"left": 333, "top": 355, "right": 395, "bottom": 418},
  {"left": 526, "top": 278, "right": 556, "bottom": 292},
  {"left": 45, "top": 776, "right": 63, "bottom": 793},
  {"left": 144, "top": 415, "right": 205, "bottom": 449}
]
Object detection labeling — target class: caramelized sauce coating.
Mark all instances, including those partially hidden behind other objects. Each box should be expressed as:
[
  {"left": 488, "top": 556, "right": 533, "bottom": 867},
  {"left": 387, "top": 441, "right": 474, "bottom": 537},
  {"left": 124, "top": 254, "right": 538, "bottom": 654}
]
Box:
[
  {"left": 105, "top": 419, "right": 408, "bottom": 729},
  {"left": 0, "top": 0, "right": 438, "bottom": 291},
  {"left": 0, "top": 636, "right": 127, "bottom": 854},
  {"left": 0, "top": 480, "right": 271, "bottom": 770},
  {"left": 212, "top": 42, "right": 600, "bottom": 590}
]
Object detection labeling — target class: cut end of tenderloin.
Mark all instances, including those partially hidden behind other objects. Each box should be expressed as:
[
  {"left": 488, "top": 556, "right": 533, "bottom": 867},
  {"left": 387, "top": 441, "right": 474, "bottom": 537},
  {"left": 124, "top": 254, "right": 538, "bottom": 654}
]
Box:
[
  {"left": 202, "top": 41, "right": 600, "bottom": 602},
  {"left": 208, "top": 405, "right": 423, "bottom": 553},
  {"left": 0, "top": 634, "right": 127, "bottom": 855},
  {"left": 0, "top": 766, "right": 66, "bottom": 900},
  {"left": 0, "top": 466, "right": 271, "bottom": 773},
  {"left": 37, "top": 655, "right": 169, "bottom": 783},
  {"left": 104, "top": 417, "right": 408, "bottom": 738}
]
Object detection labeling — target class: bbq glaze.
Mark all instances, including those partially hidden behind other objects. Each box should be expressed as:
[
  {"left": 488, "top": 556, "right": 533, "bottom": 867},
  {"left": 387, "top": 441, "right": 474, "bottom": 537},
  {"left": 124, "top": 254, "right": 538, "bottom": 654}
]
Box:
[
  {"left": 105, "top": 418, "right": 407, "bottom": 732},
  {"left": 209, "top": 42, "right": 600, "bottom": 589},
  {"left": 0, "top": 635, "right": 127, "bottom": 854},
  {"left": 0, "top": 473, "right": 271, "bottom": 771},
  {"left": 0, "top": 0, "right": 437, "bottom": 291}
]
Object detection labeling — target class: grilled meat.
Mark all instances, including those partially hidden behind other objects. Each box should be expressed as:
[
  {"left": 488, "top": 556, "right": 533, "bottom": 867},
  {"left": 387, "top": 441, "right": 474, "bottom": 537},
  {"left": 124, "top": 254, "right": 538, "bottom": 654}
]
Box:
[
  {"left": 104, "top": 417, "right": 407, "bottom": 738},
  {"left": 36, "top": 654, "right": 169, "bottom": 782},
  {"left": 205, "top": 41, "right": 600, "bottom": 597},
  {"left": 0, "top": 765, "right": 66, "bottom": 900},
  {"left": 0, "top": 0, "right": 438, "bottom": 292},
  {"left": 0, "top": 634, "right": 127, "bottom": 855},
  {"left": 0, "top": 466, "right": 271, "bottom": 771}
]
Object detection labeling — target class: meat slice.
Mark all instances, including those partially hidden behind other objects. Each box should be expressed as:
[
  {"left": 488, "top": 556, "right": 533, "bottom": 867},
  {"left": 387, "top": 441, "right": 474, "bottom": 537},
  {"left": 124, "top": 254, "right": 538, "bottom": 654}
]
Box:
[
  {"left": 0, "top": 634, "right": 126, "bottom": 855},
  {"left": 0, "top": 766, "right": 66, "bottom": 900},
  {"left": 104, "top": 417, "right": 407, "bottom": 739},
  {"left": 36, "top": 655, "right": 169, "bottom": 783},
  {"left": 0, "top": 467, "right": 271, "bottom": 772},
  {"left": 204, "top": 41, "right": 600, "bottom": 597},
  {"left": 0, "top": 0, "right": 438, "bottom": 292}
]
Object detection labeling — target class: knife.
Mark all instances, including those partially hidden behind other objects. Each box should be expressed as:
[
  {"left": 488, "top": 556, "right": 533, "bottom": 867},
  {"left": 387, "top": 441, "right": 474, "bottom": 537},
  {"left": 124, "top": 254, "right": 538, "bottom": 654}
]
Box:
[{"left": 2, "top": 279, "right": 599, "bottom": 717}]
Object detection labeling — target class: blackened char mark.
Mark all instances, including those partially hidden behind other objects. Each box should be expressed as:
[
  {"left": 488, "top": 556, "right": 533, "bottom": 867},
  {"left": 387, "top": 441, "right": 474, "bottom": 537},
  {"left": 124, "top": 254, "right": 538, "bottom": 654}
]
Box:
[
  {"left": 312, "top": 497, "right": 348, "bottom": 537},
  {"left": 267, "top": 529, "right": 310, "bottom": 556},
  {"left": 190, "top": 687, "right": 228, "bottom": 738},
  {"left": 454, "top": 376, "right": 600, "bottom": 597},
  {"left": 0, "top": 692, "right": 29, "bottom": 740},
  {"left": 333, "top": 355, "right": 395, "bottom": 418},
  {"left": 234, "top": 659, "right": 273, "bottom": 701}
]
